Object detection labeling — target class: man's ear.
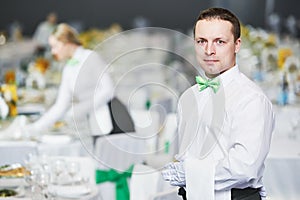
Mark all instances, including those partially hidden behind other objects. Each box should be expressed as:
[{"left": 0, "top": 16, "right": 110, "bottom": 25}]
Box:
[{"left": 235, "top": 38, "right": 241, "bottom": 53}]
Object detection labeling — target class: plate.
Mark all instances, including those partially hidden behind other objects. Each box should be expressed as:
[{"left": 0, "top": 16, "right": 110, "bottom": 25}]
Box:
[
  {"left": 0, "top": 177, "right": 26, "bottom": 188},
  {"left": 48, "top": 184, "right": 91, "bottom": 198},
  {"left": 17, "top": 103, "right": 45, "bottom": 115},
  {"left": 39, "top": 134, "right": 73, "bottom": 144}
]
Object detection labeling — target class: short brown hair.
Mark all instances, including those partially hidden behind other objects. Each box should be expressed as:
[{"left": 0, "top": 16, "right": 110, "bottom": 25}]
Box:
[{"left": 193, "top": 7, "right": 241, "bottom": 41}]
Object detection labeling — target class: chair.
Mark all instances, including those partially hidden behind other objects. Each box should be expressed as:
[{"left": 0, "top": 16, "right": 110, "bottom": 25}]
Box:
[
  {"left": 0, "top": 141, "right": 38, "bottom": 166},
  {"left": 158, "top": 113, "right": 178, "bottom": 156},
  {"left": 108, "top": 97, "right": 135, "bottom": 134},
  {"left": 94, "top": 133, "right": 146, "bottom": 171},
  {"left": 130, "top": 164, "right": 181, "bottom": 200},
  {"left": 143, "top": 113, "right": 178, "bottom": 169},
  {"left": 93, "top": 133, "right": 147, "bottom": 199},
  {"left": 89, "top": 97, "right": 135, "bottom": 145},
  {"left": 130, "top": 109, "right": 160, "bottom": 153}
]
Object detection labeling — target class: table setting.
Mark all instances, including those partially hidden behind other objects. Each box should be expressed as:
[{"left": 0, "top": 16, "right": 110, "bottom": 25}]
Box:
[
  {"left": 0, "top": 114, "right": 92, "bottom": 164},
  {"left": 0, "top": 155, "right": 98, "bottom": 200}
]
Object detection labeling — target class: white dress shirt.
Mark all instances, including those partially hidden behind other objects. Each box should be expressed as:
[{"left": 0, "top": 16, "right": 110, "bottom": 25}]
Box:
[
  {"left": 176, "top": 65, "right": 275, "bottom": 200},
  {"left": 31, "top": 47, "right": 114, "bottom": 133}
]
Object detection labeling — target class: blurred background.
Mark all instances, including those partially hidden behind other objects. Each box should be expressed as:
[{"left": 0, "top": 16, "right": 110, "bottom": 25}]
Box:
[
  {"left": 0, "top": 0, "right": 300, "bottom": 200},
  {"left": 1, "top": 0, "right": 300, "bottom": 37}
]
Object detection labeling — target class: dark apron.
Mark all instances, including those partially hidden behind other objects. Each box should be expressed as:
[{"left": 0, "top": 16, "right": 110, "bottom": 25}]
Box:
[{"left": 178, "top": 187, "right": 261, "bottom": 200}]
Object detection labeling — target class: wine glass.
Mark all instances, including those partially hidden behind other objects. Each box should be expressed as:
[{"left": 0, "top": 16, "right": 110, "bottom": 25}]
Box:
[
  {"left": 51, "top": 159, "right": 65, "bottom": 184},
  {"left": 67, "top": 161, "right": 80, "bottom": 184},
  {"left": 35, "top": 170, "right": 51, "bottom": 200},
  {"left": 24, "top": 152, "right": 38, "bottom": 169},
  {"left": 25, "top": 167, "right": 43, "bottom": 200}
]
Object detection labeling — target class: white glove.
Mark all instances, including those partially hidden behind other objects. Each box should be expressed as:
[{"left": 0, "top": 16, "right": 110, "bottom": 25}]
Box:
[{"left": 161, "top": 161, "right": 186, "bottom": 187}]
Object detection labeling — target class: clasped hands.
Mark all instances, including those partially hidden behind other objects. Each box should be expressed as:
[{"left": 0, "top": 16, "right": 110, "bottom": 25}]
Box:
[{"left": 161, "top": 160, "right": 186, "bottom": 187}]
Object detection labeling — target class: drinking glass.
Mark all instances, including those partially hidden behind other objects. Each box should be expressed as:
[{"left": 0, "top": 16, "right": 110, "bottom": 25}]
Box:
[
  {"left": 51, "top": 159, "right": 65, "bottom": 184},
  {"left": 67, "top": 161, "right": 80, "bottom": 184}
]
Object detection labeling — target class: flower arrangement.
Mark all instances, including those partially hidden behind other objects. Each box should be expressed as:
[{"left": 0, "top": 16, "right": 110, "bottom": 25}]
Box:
[
  {"left": 78, "top": 23, "right": 122, "bottom": 49},
  {"left": 25, "top": 57, "right": 50, "bottom": 89},
  {"left": 0, "top": 84, "right": 18, "bottom": 117},
  {"left": 33, "top": 57, "right": 50, "bottom": 74},
  {"left": 4, "top": 70, "right": 16, "bottom": 85},
  {"left": 277, "top": 48, "right": 293, "bottom": 71}
]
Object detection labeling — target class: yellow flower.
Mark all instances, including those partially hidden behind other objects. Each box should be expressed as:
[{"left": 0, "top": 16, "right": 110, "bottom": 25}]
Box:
[
  {"left": 0, "top": 84, "right": 18, "bottom": 117},
  {"left": 78, "top": 24, "right": 122, "bottom": 49},
  {"left": 278, "top": 48, "right": 293, "bottom": 70},
  {"left": 265, "top": 34, "right": 277, "bottom": 47}
]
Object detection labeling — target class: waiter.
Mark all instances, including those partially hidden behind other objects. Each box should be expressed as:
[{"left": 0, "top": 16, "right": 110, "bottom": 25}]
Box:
[
  {"left": 25, "top": 23, "right": 114, "bottom": 136},
  {"left": 162, "top": 7, "right": 275, "bottom": 200}
]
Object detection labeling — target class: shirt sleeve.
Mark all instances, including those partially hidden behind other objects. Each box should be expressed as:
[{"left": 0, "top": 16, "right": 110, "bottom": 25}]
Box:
[
  {"left": 214, "top": 94, "right": 275, "bottom": 191},
  {"left": 32, "top": 68, "right": 72, "bottom": 131}
]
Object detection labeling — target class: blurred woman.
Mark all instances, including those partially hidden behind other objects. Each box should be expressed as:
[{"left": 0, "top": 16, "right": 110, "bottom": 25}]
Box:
[{"left": 26, "top": 23, "right": 114, "bottom": 135}]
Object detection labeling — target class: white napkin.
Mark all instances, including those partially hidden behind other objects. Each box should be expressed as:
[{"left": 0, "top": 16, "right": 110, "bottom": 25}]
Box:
[
  {"left": 0, "top": 96, "right": 9, "bottom": 119},
  {"left": 185, "top": 157, "right": 215, "bottom": 200},
  {"left": 0, "top": 115, "right": 28, "bottom": 140}
]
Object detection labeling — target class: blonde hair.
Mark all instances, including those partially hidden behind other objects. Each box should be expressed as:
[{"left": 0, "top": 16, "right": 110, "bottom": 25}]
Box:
[{"left": 51, "top": 23, "right": 81, "bottom": 45}]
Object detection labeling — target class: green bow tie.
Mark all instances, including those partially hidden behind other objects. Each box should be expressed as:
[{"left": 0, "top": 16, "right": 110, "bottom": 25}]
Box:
[
  {"left": 67, "top": 58, "right": 79, "bottom": 66},
  {"left": 195, "top": 76, "right": 220, "bottom": 93},
  {"left": 95, "top": 165, "right": 134, "bottom": 200}
]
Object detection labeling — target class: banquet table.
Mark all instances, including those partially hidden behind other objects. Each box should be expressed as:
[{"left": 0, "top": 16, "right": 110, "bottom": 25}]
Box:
[
  {"left": 8, "top": 186, "right": 100, "bottom": 200},
  {"left": 0, "top": 118, "right": 93, "bottom": 166}
]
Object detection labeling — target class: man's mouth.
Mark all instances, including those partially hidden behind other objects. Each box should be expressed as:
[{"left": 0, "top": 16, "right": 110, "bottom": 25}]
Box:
[{"left": 204, "top": 59, "right": 218, "bottom": 64}]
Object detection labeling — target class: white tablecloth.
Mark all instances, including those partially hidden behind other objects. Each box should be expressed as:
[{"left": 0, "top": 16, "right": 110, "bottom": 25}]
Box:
[
  {"left": 264, "top": 136, "right": 300, "bottom": 200},
  {"left": 0, "top": 137, "right": 93, "bottom": 167}
]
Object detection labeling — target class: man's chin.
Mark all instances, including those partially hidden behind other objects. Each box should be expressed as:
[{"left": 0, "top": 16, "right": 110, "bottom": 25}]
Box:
[{"left": 204, "top": 69, "right": 220, "bottom": 78}]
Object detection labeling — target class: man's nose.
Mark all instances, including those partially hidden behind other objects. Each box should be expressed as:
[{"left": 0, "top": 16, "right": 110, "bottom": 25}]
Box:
[{"left": 205, "top": 42, "right": 216, "bottom": 55}]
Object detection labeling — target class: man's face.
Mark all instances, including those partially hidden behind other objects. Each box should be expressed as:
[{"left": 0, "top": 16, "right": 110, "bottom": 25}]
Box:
[
  {"left": 194, "top": 19, "right": 241, "bottom": 78},
  {"left": 48, "top": 36, "right": 69, "bottom": 61}
]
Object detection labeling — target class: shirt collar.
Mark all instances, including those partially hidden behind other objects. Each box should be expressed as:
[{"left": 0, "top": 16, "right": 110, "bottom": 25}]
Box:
[
  {"left": 66, "top": 46, "right": 83, "bottom": 66},
  {"left": 219, "top": 65, "right": 240, "bottom": 87},
  {"left": 72, "top": 46, "right": 83, "bottom": 60},
  {"left": 200, "top": 65, "right": 239, "bottom": 87}
]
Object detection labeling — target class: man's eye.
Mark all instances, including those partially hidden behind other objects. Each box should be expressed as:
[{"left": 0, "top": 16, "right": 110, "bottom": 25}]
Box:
[
  {"left": 216, "top": 40, "right": 225, "bottom": 44},
  {"left": 196, "top": 39, "right": 206, "bottom": 44}
]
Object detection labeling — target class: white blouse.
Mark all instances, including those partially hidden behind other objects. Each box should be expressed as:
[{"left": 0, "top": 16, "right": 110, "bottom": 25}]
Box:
[
  {"left": 177, "top": 65, "right": 275, "bottom": 199},
  {"left": 31, "top": 47, "right": 114, "bottom": 132}
]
